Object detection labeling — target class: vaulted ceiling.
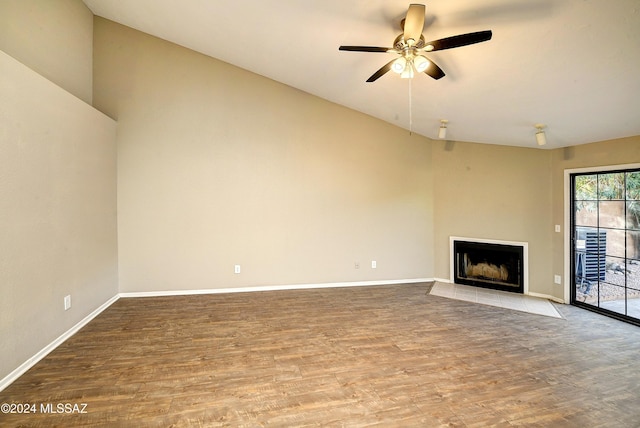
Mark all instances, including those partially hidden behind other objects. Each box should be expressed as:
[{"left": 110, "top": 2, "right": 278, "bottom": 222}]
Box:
[{"left": 83, "top": 0, "right": 640, "bottom": 149}]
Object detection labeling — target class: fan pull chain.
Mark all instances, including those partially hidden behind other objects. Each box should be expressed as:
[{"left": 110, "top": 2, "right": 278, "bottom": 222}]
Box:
[{"left": 409, "top": 77, "right": 413, "bottom": 135}]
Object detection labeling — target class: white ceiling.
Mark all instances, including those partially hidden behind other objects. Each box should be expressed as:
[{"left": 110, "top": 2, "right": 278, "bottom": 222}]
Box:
[{"left": 83, "top": 0, "right": 640, "bottom": 149}]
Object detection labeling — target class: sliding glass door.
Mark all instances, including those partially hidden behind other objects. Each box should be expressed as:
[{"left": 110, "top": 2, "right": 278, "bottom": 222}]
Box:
[{"left": 571, "top": 169, "right": 640, "bottom": 325}]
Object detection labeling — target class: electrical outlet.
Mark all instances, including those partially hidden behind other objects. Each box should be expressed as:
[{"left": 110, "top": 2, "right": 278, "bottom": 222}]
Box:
[
  {"left": 355, "top": 262, "right": 360, "bottom": 269},
  {"left": 371, "top": 260, "right": 377, "bottom": 269},
  {"left": 64, "top": 295, "right": 71, "bottom": 311},
  {"left": 234, "top": 265, "right": 241, "bottom": 274},
  {"left": 554, "top": 275, "right": 562, "bottom": 285},
  {"left": 555, "top": 225, "right": 561, "bottom": 233}
]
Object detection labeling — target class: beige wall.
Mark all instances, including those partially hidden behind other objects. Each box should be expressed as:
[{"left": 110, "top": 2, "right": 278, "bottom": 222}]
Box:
[
  {"left": 432, "top": 140, "right": 555, "bottom": 296},
  {"left": 93, "top": 18, "right": 434, "bottom": 292},
  {"left": 0, "top": 50, "right": 117, "bottom": 381},
  {"left": 0, "top": 0, "right": 94, "bottom": 104}
]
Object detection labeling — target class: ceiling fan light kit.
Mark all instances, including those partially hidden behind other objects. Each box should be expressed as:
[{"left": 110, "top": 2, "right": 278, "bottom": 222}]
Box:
[
  {"left": 339, "top": 3, "right": 492, "bottom": 82},
  {"left": 413, "top": 55, "right": 430, "bottom": 73},
  {"left": 401, "top": 66, "right": 415, "bottom": 79},
  {"left": 392, "top": 57, "right": 407, "bottom": 73},
  {"left": 391, "top": 56, "right": 429, "bottom": 78}
]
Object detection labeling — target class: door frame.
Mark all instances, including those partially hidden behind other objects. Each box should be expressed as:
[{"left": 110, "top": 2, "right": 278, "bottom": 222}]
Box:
[{"left": 563, "top": 163, "right": 640, "bottom": 304}]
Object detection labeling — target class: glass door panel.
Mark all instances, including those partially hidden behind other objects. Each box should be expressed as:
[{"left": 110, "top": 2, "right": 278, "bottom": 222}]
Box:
[
  {"left": 599, "top": 201, "right": 626, "bottom": 228},
  {"left": 575, "top": 174, "right": 597, "bottom": 199},
  {"left": 598, "top": 172, "right": 625, "bottom": 199},
  {"left": 627, "top": 231, "right": 640, "bottom": 259},
  {"left": 571, "top": 169, "right": 640, "bottom": 326},
  {"left": 575, "top": 202, "right": 597, "bottom": 227},
  {"left": 626, "top": 202, "right": 640, "bottom": 229}
]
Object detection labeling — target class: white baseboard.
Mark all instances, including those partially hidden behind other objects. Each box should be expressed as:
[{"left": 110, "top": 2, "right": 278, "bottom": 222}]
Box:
[
  {"left": 0, "top": 294, "right": 120, "bottom": 393},
  {"left": 433, "top": 277, "right": 451, "bottom": 283},
  {"left": 119, "top": 278, "right": 434, "bottom": 298}
]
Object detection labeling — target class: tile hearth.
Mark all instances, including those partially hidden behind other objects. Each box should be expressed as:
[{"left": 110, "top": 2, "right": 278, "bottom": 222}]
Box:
[{"left": 430, "top": 282, "right": 562, "bottom": 319}]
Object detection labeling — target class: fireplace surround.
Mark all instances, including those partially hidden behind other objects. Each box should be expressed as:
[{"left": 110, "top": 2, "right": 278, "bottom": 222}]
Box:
[{"left": 450, "top": 237, "right": 528, "bottom": 294}]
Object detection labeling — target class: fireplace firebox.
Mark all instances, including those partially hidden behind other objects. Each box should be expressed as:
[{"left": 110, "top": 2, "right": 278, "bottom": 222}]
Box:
[{"left": 452, "top": 239, "right": 525, "bottom": 293}]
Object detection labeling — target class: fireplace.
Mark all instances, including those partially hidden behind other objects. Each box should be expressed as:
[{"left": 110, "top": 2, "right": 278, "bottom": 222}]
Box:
[{"left": 450, "top": 237, "right": 527, "bottom": 294}]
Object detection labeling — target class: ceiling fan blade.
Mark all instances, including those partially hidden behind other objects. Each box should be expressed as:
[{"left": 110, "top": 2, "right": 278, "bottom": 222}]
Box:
[
  {"left": 339, "top": 46, "right": 393, "bottom": 53},
  {"left": 403, "top": 4, "right": 425, "bottom": 45},
  {"left": 424, "top": 30, "right": 492, "bottom": 52},
  {"left": 423, "top": 60, "right": 445, "bottom": 80},
  {"left": 366, "top": 59, "right": 396, "bottom": 82}
]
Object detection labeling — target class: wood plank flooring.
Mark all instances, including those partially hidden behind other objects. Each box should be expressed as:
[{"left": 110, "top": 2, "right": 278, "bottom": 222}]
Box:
[{"left": 2, "top": 282, "right": 640, "bottom": 427}]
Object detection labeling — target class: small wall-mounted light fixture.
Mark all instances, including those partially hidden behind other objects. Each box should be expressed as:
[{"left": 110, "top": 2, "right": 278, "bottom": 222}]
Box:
[
  {"left": 535, "top": 123, "right": 546, "bottom": 146},
  {"left": 438, "top": 119, "right": 448, "bottom": 139}
]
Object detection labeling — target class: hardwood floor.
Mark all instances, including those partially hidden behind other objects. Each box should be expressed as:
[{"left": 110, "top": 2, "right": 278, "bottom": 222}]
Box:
[{"left": 2, "top": 282, "right": 640, "bottom": 427}]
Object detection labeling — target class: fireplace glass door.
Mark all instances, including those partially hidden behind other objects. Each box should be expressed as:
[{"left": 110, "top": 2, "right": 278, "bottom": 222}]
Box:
[{"left": 571, "top": 169, "right": 640, "bottom": 325}]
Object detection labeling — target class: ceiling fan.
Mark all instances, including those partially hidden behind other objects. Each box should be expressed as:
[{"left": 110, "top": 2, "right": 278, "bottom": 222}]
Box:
[{"left": 339, "top": 4, "right": 492, "bottom": 82}]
